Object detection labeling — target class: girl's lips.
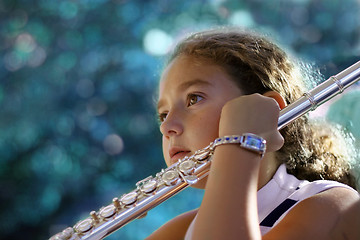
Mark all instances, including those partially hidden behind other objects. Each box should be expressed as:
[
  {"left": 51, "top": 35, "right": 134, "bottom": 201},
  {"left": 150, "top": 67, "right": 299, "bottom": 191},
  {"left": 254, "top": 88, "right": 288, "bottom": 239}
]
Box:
[{"left": 169, "top": 147, "right": 191, "bottom": 163}]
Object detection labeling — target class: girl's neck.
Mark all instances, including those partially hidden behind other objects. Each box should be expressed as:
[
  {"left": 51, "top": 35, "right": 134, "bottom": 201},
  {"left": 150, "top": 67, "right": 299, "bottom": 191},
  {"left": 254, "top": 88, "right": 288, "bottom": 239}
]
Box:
[{"left": 257, "top": 152, "right": 280, "bottom": 190}]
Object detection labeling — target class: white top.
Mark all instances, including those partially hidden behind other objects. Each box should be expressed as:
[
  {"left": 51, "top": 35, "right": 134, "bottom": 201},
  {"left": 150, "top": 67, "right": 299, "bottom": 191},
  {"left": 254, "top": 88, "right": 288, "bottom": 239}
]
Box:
[{"left": 185, "top": 164, "right": 358, "bottom": 239}]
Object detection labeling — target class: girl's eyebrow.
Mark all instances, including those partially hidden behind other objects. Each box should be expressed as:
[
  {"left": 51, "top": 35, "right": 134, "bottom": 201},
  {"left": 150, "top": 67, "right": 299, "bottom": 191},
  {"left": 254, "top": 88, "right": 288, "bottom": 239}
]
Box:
[
  {"left": 178, "top": 78, "right": 212, "bottom": 91},
  {"left": 157, "top": 79, "right": 212, "bottom": 111}
]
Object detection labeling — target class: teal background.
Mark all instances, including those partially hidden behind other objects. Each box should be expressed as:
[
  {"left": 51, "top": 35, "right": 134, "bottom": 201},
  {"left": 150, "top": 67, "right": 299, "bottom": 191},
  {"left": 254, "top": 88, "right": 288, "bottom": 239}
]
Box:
[{"left": 0, "top": 0, "right": 359, "bottom": 239}]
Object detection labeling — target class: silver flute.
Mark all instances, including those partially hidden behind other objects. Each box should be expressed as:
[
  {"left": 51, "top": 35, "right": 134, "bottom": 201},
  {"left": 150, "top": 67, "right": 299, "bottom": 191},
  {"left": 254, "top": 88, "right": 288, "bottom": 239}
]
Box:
[{"left": 50, "top": 61, "right": 360, "bottom": 240}]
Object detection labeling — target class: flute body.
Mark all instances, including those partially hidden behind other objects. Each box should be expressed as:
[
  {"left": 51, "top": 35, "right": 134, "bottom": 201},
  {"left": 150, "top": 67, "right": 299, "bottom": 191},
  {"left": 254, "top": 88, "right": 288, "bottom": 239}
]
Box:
[{"left": 50, "top": 61, "right": 360, "bottom": 240}]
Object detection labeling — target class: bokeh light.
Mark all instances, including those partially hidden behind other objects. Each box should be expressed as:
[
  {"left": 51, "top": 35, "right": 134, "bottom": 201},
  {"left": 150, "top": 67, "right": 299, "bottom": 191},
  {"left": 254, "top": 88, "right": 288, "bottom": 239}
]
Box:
[{"left": 143, "top": 28, "right": 174, "bottom": 56}]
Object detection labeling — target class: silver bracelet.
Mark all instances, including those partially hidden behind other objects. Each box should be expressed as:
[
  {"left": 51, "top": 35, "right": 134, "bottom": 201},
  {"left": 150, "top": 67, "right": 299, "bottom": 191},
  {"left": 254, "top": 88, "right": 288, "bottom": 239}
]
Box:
[{"left": 213, "top": 133, "right": 266, "bottom": 158}]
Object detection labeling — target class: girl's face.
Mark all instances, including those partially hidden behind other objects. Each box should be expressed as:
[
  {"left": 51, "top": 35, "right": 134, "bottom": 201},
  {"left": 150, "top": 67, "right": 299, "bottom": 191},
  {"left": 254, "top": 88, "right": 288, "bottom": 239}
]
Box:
[{"left": 157, "top": 55, "right": 243, "bottom": 168}]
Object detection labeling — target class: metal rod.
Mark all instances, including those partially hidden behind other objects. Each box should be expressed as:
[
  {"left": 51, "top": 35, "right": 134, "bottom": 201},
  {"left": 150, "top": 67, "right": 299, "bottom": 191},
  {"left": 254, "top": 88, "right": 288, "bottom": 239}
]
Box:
[{"left": 278, "top": 61, "right": 360, "bottom": 129}]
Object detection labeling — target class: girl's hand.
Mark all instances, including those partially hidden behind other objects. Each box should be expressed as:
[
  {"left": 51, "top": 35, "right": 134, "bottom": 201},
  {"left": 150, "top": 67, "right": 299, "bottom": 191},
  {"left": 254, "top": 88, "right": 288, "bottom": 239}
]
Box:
[{"left": 218, "top": 93, "right": 284, "bottom": 153}]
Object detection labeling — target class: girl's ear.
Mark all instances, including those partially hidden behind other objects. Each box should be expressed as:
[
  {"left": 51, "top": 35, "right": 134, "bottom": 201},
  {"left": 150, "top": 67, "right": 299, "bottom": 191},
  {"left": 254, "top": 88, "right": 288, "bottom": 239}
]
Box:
[{"left": 263, "top": 91, "right": 286, "bottom": 110}]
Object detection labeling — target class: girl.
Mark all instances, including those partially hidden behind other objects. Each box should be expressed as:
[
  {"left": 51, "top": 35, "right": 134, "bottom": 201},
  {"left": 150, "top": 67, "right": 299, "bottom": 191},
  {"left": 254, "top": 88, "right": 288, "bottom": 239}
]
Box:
[{"left": 148, "top": 28, "right": 359, "bottom": 239}]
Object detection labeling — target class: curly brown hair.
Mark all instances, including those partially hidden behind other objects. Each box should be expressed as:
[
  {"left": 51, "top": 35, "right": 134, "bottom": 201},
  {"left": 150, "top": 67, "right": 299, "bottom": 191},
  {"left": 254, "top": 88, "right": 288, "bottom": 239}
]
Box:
[{"left": 166, "top": 27, "right": 358, "bottom": 190}]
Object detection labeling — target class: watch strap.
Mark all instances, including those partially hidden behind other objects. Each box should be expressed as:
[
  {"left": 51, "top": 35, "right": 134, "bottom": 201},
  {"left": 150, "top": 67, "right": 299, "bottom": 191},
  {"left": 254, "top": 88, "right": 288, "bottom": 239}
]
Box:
[{"left": 213, "top": 133, "right": 266, "bottom": 157}]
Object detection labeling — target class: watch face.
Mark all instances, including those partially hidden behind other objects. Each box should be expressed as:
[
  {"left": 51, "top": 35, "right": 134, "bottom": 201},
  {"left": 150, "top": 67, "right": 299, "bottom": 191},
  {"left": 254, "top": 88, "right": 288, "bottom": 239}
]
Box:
[{"left": 242, "top": 134, "right": 266, "bottom": 153}]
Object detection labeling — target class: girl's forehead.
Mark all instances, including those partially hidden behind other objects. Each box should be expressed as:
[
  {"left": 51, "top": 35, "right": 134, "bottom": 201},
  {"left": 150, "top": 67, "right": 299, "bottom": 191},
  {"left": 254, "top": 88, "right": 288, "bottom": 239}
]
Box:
[
  {"left": 163, "top": 55, "right": 212, "bottom": 73},
  {"left": 160, "top": 55, "right": 222, "bottom": 83},
  {"left": 157, "top": 56, "right": 243, "bottom": 103},
  {"left": 159, "top": 56, "right": 211, "bottom": 90}
]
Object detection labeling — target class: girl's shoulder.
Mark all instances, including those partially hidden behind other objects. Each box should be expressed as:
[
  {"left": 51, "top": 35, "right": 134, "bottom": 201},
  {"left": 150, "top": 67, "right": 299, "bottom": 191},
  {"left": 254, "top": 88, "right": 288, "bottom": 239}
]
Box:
[
  {"left": 146, "top": 209, "right": 198, "bottom": 240},
  {"left": 264, "top": 187, "right": 360, "bottom": 240}
]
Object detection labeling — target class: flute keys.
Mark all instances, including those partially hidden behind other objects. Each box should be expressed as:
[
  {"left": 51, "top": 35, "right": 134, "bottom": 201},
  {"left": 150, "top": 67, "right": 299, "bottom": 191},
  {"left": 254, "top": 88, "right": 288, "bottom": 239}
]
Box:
[
  {"left": 136, "top": 176, "right": 158, "bottom": 194},
  {"left": 162, "top": 170, "right": 179, "bottom": 185},
  {"left": 183, "top": 175, "right": 199, "bottom": 185},
  {"left": 179, "top": 160, "right": 196, "bottom": 175},
  {"left": 120, "top": 192, "right": 138, "bottom": 205},
  {"left": 139, "top": 180, "right": 157, "bottom": 194},
  {"left": 49, "top": 227, "right": 74, "bottom": 240},
  {"left": 63, "top": 227, "right": 75, "bottom": 237},
  {"left": 99, "top": 204, "right": 117, "bottom": 218},
  {"left": 90, "top": 211, "right": 99, "bottom": 223},
  {"left": 74, "top": 218, "right": 93, "bottom": 233},
  {"left": 193, "top": 149, "right": 210, "bottom": 161},
  {"left": 113, "top": 197, "right": 121, "bottom": 208}
]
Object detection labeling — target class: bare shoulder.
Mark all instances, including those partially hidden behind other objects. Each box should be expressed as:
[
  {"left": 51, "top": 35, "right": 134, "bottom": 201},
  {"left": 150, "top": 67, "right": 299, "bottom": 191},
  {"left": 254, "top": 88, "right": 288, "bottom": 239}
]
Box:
[
  {"left": 146, "top": 209, "right": 198, "bottom": 240},
  {"left": 264, "top": 187, "right": 360, "bottom": 240},
  {"left": 327, "top": 187, "right": 360, "bottom": 240}
]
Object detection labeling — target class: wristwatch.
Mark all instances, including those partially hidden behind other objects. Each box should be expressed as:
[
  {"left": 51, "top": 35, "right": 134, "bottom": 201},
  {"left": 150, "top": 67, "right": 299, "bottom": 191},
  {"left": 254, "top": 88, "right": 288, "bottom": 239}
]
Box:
[{"left": 213, "top": 133, "right": 266, "bottom": 157}]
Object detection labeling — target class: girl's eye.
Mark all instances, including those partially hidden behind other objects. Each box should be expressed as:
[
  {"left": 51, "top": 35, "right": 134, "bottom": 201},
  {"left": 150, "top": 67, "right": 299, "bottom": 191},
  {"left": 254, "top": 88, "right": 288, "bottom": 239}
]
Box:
[
  {"left": 158, "top": 112, "right": 167, "bottom": 123},
  {"left": 187, "top": 94, "right": 203, "bottom": 106}
]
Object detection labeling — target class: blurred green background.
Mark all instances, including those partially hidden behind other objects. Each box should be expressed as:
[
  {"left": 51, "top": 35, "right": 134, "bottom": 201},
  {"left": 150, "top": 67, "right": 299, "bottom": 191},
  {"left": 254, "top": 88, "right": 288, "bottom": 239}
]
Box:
[{"left": 0, "top": 0, "right": 359, "bottom": 239}]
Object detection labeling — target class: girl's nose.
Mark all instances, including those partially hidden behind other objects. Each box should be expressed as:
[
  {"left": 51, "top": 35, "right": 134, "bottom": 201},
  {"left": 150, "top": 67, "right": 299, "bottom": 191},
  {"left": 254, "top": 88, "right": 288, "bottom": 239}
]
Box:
[{"left": 160, "top": 111, "right": 183, "bottom": 137}]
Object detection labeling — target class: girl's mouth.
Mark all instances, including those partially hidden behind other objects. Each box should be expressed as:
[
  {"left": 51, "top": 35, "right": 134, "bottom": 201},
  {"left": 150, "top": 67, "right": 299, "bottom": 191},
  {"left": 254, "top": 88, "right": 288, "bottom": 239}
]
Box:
[{"left": 169, "top": 148, "right": 191, "bottom": 163}]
